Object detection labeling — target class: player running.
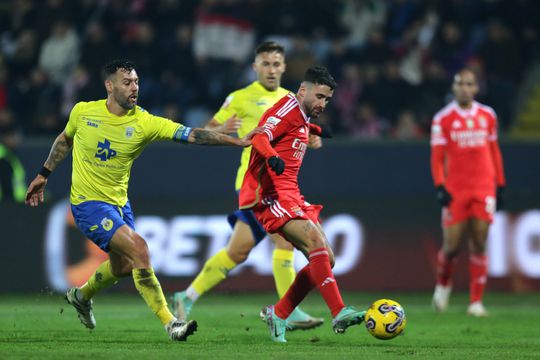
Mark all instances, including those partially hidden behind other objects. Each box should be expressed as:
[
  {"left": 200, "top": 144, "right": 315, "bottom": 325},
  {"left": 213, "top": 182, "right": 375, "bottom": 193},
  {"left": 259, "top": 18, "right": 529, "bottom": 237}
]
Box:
[
  {"left": 240, "top": 66, "right": 366, "bottom": 343},
  {"left": 173, "top": 42, "right": 323, "bottom": 330},
  {"left": 430, "top": 69, "right": 506, "bottom": 317},
  {"left": 25, "top": 59, "right": 258, "bottom": 341}
]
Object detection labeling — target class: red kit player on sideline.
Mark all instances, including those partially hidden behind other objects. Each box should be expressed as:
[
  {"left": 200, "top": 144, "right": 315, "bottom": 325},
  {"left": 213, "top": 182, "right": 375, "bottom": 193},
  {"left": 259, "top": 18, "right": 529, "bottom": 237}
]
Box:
[
  {"left": 239, "top": 66, "right": 366, "bottom": 342},
  {"left": 430, "top": 69, "right": 506, "bottom": 317}
]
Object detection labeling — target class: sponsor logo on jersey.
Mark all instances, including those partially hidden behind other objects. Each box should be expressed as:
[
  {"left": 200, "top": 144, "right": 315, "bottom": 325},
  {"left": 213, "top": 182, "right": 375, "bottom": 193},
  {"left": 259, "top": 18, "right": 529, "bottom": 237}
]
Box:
[
  {"left": 256, "top": 100, "right": 267, "bottom": 106},
  {"left": 125, "top": 127, "right": 134, "bottom": 138},
  {"left": 101, "top": 217, "right": 114, "bottom": 231},
  {"left": 292, "top": 138, "right": 307, "bottom": 160},
  {"left": 265, "top": 116, "right": 281, "bottom": 127},
  {"left": 450, "top": 129, "right": 488, "bottom": 148},
  {"left": 95, "top": 139, "right": 117, "bottom": 161}
]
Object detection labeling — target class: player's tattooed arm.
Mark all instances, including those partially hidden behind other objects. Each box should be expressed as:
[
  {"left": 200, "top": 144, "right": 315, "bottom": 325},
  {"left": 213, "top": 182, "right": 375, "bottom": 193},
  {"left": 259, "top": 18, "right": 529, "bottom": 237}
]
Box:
[
  {"left": 26, "top": 131, "right": 73, "bottom": 207},
  {"left": 44, "top": 131, "right": 73, "bottom": 171},
  {"left": 188, "top": 127, "right": 262, "bottom": 147}
]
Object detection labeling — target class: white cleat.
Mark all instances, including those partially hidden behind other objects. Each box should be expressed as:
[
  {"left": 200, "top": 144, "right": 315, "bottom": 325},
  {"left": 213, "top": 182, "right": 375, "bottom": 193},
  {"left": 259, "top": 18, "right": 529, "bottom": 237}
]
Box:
[
  {"left": 165, "top": 319, "right": 198, "bottom": 341},
  {"left": 65, "top": 287, "right": 96, "bottom": 329},
  {"left": 467, "top": 301, "right": 489, "bottom": 317},
  {"left": 432, "top": 284, "right": 452, "bottom": 313}
]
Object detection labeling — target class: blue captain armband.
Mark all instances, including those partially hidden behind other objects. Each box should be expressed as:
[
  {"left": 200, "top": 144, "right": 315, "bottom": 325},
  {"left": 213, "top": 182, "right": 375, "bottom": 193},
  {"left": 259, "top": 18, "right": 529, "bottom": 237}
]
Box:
[{"left": 173, "top": 126, "right": 193, "bottom": 142}]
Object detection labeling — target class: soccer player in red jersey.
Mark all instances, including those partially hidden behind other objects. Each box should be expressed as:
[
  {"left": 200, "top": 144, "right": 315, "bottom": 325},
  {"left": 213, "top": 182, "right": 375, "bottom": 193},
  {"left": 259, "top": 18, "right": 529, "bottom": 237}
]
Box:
[
  {"left": 430, "top": 69, "right": 506, "bottom": 317},
  {"left": 239, "top": 66, "right": 366, "bottom": 342}
]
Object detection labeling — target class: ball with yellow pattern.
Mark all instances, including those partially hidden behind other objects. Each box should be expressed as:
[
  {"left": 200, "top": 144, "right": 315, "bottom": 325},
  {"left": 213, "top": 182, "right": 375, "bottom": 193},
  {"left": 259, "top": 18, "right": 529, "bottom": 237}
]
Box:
[{"left": 364, "top": 299, "right": 407, "bottom": 340}]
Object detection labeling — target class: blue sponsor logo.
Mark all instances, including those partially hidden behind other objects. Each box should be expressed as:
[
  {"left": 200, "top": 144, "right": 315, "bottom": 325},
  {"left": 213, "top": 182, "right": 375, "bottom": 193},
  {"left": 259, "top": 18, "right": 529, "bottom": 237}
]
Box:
[{"left": 95, "top": 139, "right": 117, "bottom": 161}]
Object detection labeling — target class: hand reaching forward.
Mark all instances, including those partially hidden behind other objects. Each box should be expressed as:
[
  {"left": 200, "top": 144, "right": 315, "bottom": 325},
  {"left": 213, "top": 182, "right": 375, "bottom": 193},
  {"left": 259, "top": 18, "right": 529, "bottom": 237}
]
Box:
[{"left": 25, "top": 175, "right": 48, "bottom": 207}]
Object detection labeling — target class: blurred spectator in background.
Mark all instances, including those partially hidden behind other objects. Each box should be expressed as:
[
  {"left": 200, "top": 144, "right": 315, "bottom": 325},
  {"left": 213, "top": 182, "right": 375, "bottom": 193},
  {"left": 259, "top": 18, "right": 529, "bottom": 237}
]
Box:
[
  {"left": 0, "top": 108, "right": 26, "bottom": 202},
  {"left": 393, "top": 109, "right": 423, "bottom": 140},
  {"left": 0, "top": 0, "right": 538, "bottom": 139},
  {"left": 38, "top": 20, "right": 80, "bottom": 86},
  {"left": 349, "top": 102, "right": 389, "bottom": 139}
]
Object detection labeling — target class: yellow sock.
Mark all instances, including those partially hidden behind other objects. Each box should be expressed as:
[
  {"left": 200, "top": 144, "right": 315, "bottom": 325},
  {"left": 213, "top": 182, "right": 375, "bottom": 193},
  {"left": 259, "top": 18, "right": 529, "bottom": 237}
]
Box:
[
  {"left": 132, "top": 268, "right": 174, "bottom": 325},
  {"left": 80, "top": 260, "right": 118, "bottom": 301},
  {"left": 191, "top": 248, "right": 237, "bottom": 296},
  {"left": 272, "top": 248, "right": 296, "bottom": 298}
]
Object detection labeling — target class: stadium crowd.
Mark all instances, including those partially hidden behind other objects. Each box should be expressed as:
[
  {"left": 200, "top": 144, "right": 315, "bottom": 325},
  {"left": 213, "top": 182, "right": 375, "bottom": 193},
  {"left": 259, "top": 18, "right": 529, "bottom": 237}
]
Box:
[{"left": 0, "top": 0, "right": 538, "bottom": 142}]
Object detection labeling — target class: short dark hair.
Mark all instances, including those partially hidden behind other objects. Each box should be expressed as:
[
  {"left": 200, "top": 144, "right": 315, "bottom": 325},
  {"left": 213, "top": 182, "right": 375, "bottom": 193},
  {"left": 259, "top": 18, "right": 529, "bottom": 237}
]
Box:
[
  {"left": 303, "top": 66, "right": 336, "bottom": 90},
  {"left": 255, "top": 41, "right": 285, "bottom": 56},
  {"left": 102, "top": 59, "right": 136, "bottom": 80}
]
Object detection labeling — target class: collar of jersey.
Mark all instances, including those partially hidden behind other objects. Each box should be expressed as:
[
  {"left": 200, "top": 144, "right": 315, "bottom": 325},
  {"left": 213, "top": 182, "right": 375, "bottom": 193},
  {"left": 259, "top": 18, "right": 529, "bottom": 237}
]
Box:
[
  {"left": 286, "top": 93, "right": 310, "bottom": 123},
  {"left": 451, "top": 100, "right": 479, "bottom": 118}
]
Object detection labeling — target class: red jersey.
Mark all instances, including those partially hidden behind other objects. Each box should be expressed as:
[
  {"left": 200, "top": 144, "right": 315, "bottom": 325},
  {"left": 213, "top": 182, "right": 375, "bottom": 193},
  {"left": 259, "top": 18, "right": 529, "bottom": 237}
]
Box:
[
  {"left": 430, "top": 100, "right": 505, "bottom": 193},
  {"left": 239, "top": 93, "right": 311, "bottom": 208}
]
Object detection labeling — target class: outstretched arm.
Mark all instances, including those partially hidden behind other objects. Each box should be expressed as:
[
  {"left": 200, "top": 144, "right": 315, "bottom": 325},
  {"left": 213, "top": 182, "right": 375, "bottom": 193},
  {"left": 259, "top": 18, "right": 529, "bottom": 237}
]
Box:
[
  {"left": 25, "top": 131, "right": 73, "bottom": 206},
  {"left": 187, "top": 127, "right": 260, "bottom": 147}
]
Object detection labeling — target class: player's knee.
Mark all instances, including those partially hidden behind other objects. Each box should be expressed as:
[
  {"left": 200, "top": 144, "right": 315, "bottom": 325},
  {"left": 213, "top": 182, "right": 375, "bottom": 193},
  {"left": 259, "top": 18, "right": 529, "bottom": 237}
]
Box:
[
  {"left": 227, "top": 248, "right": 249, "bottom": 264},
  {"left": 131, "top": 235, "right": 150, "bottom": 266}
]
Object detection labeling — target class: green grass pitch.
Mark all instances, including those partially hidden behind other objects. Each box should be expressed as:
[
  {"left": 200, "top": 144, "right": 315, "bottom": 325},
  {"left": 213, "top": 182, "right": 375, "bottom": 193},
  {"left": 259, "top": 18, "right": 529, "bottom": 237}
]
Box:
[{"left": 1, "top": 292, "right": 539, "bottom": 359}]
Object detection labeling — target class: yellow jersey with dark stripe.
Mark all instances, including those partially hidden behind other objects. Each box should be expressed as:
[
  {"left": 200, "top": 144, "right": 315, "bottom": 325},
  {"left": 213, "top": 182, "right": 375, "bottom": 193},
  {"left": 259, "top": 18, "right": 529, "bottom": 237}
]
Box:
[
  {"left": 65, "top": 99, "right": 191, "bottom": 206},
  {"left": 213, "top": 81, "right": 289, "bottom": 190}
]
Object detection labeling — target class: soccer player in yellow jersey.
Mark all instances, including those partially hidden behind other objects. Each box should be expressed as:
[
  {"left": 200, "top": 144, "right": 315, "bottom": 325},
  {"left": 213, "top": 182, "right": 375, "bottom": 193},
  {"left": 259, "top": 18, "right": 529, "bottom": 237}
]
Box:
[
  {"left": 25, "top": 59, "right": 258, "bottom": 341},
  {"left": 173, "top": 42, "right": 324, "bottom": 330}
]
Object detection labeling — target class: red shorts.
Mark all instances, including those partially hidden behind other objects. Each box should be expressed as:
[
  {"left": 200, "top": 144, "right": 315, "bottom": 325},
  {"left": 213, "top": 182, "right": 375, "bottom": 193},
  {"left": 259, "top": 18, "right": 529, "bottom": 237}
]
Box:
[
  {"left": 252, "top": 198, "right": 323, "bottom": 234},
  {"left": 442, "top": 191, "right": 496, "bottom": 227}
]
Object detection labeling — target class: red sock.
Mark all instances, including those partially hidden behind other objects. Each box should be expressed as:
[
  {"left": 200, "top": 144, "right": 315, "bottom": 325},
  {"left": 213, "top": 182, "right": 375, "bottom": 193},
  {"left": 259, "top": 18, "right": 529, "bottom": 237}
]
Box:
[
  {"left": 308, "top": 248, "right": 345, "bottom": 317},
  {"left": 274, "top": 265, "right": 316, "bottom": 319},
  {"left": 469, "top": 254, "right": 488, "bottom": 303},
  {"left": 436, "top": 250, "right": 455, "bottom": 286}
]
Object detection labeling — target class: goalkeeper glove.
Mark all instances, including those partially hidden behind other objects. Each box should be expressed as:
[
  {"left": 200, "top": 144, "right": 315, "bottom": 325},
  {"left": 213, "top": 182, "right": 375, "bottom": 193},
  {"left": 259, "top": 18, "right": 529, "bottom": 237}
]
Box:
[
  {"left": 496, "top": 186, "right": 505, "bottom": 210},
  {"left": 268, "top": 156, "right": 285, "bottom": 175},
  {"left": 436, "top": 185, "right": 452, "bottom": 207}
]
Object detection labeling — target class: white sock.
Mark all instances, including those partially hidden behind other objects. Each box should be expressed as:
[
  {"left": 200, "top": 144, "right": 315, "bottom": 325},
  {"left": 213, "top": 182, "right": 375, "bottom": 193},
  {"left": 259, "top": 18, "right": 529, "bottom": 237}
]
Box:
[{"left": 186, "top": 286, "right": 199, "bottom": 302}]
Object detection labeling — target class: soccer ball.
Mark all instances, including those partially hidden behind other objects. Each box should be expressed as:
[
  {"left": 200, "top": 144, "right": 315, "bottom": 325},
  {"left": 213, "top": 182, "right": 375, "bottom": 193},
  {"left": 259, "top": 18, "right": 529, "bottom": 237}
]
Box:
[{"left": 364, "top": 299, "right": 407, "bottom": 340}]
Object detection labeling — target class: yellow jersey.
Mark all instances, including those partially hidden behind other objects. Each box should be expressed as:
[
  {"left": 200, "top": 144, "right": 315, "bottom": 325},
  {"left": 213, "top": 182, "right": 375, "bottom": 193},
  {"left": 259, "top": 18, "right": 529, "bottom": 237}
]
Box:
[
  {"left": 213, "top": 81, "right": 289, "bottom": 190},
  {"left": 65, "top": 99, "right": 191, "bottom": 206}
]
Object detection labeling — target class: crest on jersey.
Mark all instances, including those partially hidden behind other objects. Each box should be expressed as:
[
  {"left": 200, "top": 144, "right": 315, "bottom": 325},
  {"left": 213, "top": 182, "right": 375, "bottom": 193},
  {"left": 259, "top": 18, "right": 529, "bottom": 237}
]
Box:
[
  {"left": 479, "top": 116, "right": 487, "bottom": 128},
  {"left": 125, "top": 127, "right": 134, "bottom": 138},
  {"left": 290, "top": 206, "right": 305, "bottom": 217},
  {"left": 452, "top": 120, "right": 461, "bottom": 129},
  {"left": 466, "top": 118, "right": 474, "bottom": 129}
]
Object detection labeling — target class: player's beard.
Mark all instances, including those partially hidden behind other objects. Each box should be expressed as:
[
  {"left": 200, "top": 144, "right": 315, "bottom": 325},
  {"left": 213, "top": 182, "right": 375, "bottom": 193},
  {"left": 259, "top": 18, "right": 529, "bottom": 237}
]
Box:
[{"left": 115, "top": 93, "right": 136, "bottom": 110}]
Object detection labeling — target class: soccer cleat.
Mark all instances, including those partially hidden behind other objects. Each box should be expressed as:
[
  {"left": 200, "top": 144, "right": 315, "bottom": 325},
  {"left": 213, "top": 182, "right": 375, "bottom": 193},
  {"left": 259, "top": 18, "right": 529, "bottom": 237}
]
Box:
[
  {"left": 432, "top": 284, "right": 452, "bottom": 313},
  {"left": 65, "top": 287, "right": 96, "bottom": 329},
  {"left": 173, "top": 291, "right": 193, "bottom": 321},
  {"left": 262, "top": 305, "right": 288, "bottom": 343},
  {"left": 332, "top": 306, "right": 366, "bottom": 334},
  {"left": 165, "top": 319, "right": 198, "bottom": 341},
  {"left": 467, "top": 301, "right": 488, "bottom": 317},
  {"left": 286, "top": 307, "right": 325, "bottom": 331}
]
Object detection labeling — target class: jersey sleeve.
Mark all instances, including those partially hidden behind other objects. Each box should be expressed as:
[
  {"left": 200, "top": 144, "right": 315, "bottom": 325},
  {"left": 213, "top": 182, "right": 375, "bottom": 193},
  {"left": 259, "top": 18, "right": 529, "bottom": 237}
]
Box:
[
  {"left": 65, "top": 102, "right": 84, "bottom": 137},
  {"left": 261, "top": 114, "right": 293, "bottom": 142},
  {"left": 430, "top": 115, "right": 447, "bottom": 186},
  {"left": 213, "top": 92, "right": 239, "bottom": 124},
  {"left": 487, "top": 109, "right": 499, "bottom": 142},
  {"left": 143, "top": 113, "right": 192, "bottom": 143},
  {"left": 430, "top": 115, "right": 447, "bottom": 147}
]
